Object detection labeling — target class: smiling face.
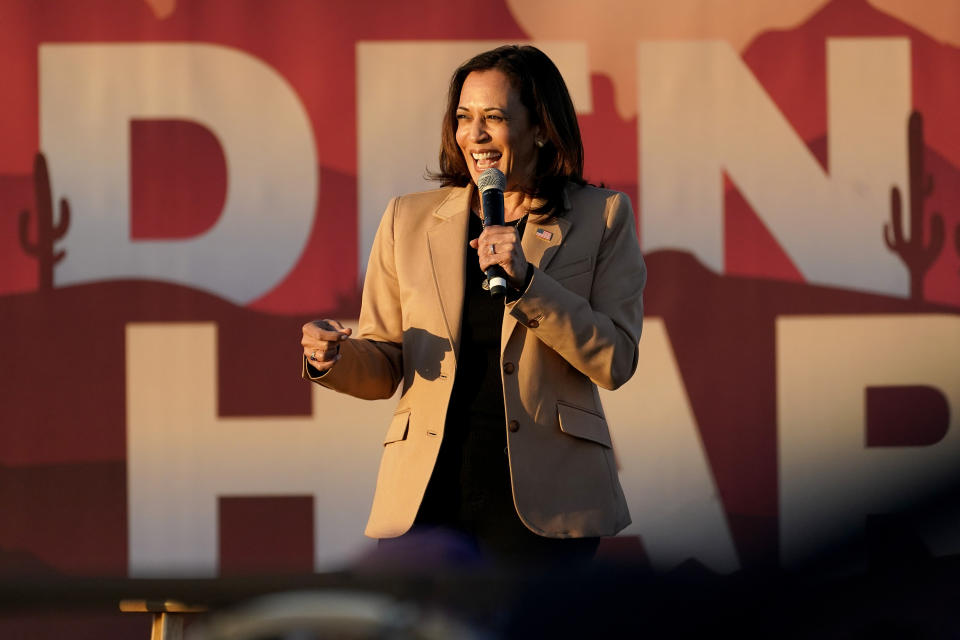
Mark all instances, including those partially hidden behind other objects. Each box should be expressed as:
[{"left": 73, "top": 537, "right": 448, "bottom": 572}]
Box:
[{"left": 455, "top": 69, "right": 540, "bottom": 192}]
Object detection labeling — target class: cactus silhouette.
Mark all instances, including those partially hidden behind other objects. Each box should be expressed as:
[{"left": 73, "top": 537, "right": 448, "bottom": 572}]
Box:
[
  {"left": 18, "top": 152, "right": 70, "bottom": 291},
  {"left": 884, "top": 111, "right": 944, "bottom": 302}
]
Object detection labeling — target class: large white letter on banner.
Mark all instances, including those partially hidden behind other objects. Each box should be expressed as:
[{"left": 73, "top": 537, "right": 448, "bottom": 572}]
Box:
[
  {"left": 602, "top": 319, "right": 740, "bottom": 573},
  {"left": 778, "top": 315, "right": 960, "bottom": 567},
  {"left": 639, "top": 39, "right": 910, "bottom": 296},
  {"left": 126, "top": 322, "right": 391, "bottom": 576},
  {"left": 40, "top": 44, "right": 317, "bottom": 304}
]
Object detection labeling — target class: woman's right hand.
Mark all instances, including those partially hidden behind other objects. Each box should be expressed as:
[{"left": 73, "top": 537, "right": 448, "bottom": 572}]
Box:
[{"left": 301, "top": 319, "right": 352, "bottom": 373}]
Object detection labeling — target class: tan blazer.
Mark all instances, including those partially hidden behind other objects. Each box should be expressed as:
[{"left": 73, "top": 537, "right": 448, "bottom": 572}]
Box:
[{"left": 305, "top": 183, "right": 646, "bottom": 539}]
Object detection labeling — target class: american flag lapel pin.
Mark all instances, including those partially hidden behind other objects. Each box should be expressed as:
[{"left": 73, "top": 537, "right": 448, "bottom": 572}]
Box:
[{"left": 535, "top": 228, "right": 553, "bottom": 241}]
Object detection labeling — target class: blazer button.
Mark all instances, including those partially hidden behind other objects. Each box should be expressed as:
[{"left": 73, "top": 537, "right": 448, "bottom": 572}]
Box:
[
  {"left": 527, "top": 319, "right": 539, "bottom": 328},
  {"left": 503, "top": 362, "right": 516, "bottom": 374},
  {"left": 508, "top": 420, "right": 520, "bottom": 433}
]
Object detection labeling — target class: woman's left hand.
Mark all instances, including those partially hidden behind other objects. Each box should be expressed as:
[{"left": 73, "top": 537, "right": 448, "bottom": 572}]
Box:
[{"left": 470, "top": 224, "right": 529, "bottom": 289}]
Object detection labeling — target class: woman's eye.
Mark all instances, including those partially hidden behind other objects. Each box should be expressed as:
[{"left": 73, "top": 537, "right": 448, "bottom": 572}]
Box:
[
  {"left": 456, "top": 114, "right": 468, "bottom": 121},
  {"left": 486, "top": 115, "right": 503, "bottom": 122}
]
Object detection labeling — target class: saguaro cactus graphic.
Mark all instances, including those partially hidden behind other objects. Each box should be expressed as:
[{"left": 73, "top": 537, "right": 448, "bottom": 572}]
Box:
[
  {"left": 884, "top": 111, "right": 944, "bottom": 301},
  {"left": 18, "top": 152, "right": 70, "bottom": 291}
]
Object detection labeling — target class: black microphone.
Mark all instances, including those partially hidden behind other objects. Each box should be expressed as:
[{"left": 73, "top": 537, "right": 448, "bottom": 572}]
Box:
[{"left": 478, "top": 168, "right": 507, "bottom": 296}]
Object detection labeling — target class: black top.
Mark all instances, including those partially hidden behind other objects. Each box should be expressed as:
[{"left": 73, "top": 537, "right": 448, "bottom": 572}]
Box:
[{"left": 415, "top": 213, "right": 523, "bottom": 532}]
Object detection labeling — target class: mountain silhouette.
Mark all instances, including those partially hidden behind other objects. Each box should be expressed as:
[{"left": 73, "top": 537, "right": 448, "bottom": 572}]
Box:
[{"left": 1, "top": 249, "right": 956, "bottom": 569}]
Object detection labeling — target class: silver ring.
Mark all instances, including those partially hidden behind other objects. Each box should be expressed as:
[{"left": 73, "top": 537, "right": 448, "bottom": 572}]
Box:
[
  {"left": 490, "top": 244, "right": 496, "bottom": 255},
  {"left": 310, "top": 349, "right": 318, "bottom": 362}
]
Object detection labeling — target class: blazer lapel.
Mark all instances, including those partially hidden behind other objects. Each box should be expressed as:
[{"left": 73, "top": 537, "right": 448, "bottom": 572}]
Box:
[
  {"left": 427, "top": 186, "right": 471, "bottom": 356},
  {"left": 522, "top": 215, "right": 570, "bottom": 273},
  {"left": 501, "top": 190, "right": 572, "bottom": 349}
]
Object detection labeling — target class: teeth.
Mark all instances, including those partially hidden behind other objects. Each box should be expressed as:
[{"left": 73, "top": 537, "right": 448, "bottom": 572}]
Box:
[{"left": 472, "top": 152, "right": 500, "bottom": 160}]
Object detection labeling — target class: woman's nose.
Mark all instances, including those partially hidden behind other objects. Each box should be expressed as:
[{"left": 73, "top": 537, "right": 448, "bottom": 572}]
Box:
[{"left": 468, "top": 118, "right": 489, "bottom": 141}]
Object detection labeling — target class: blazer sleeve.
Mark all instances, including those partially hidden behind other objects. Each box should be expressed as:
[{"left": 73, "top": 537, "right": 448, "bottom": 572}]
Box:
[
  {"left": 506, "top": 191, "right": 646, "bottom": 390},
  {"left": 303, "top": 198, "right": 404, "bottom": 400}
]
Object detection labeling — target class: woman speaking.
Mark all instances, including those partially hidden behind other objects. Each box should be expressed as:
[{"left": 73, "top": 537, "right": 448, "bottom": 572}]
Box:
[{"left": 301, "top": 45, "right": 646, "bottom": 565}]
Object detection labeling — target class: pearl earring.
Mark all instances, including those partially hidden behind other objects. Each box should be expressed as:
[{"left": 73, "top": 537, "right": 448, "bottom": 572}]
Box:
[{"left": 535, "top": 138, "right": 544, "bottom": 148}]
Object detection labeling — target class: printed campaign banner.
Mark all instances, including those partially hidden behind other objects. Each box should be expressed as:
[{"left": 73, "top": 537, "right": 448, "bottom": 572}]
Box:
[{"left": 1, "top": 0, "right": 958, "bottom": 577}]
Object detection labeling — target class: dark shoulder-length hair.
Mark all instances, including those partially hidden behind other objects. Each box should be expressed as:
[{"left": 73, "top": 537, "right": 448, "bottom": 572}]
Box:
[{"left": 431, "top": 45, "right": 585, "bottom": 215}]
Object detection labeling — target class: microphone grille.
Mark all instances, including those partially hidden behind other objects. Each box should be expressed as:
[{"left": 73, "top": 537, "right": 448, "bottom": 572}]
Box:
[{"left": 478, "top": 168, "right": 506, "bottom": 193}]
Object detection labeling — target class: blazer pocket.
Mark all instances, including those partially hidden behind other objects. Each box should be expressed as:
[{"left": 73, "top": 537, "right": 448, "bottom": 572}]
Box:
[
  {"left": 557, "top": 401, "right": 612, "bottom": 448},
  {"left": 383, "top": 410, "right": 410, "bottom": 445},
  {"left": 547, "top": 255, "right": 594, "bottom": 281}
]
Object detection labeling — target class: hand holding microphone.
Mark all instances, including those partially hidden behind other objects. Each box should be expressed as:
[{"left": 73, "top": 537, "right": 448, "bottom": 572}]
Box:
[{"left": 471, "top": 168, "right": 529, "bottom": 296}]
